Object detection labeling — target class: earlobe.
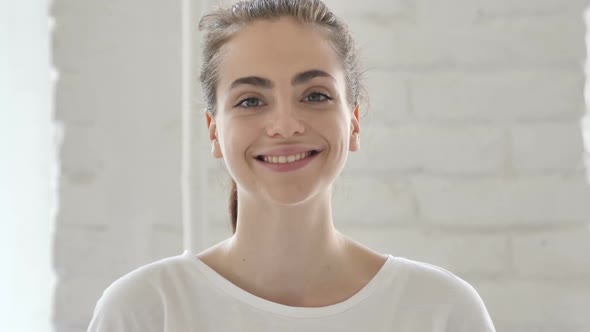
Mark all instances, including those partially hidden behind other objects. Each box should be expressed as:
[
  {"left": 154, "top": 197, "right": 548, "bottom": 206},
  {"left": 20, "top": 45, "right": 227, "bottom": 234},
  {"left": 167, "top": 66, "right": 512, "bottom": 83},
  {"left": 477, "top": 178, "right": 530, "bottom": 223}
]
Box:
[
  {"left": 206, "top": 112, "right": 223, "bottom": 159},
  {"left": 349, "top": 131, "right": 360, "bottom": 152},
  {"left": 349, "top": 105, "right": 360, "bottom": 152},
  {"left": 212, "top": 140, "right": 223, "bottom": 159}
]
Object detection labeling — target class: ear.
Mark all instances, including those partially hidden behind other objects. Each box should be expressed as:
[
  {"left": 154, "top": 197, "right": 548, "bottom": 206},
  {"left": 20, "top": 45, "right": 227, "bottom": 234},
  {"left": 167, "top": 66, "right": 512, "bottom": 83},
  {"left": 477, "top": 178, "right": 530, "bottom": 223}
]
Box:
[
  {"left": 349, "top": 105, "right": 360, "bottom": 152},
  {"left": 205, "top": 112, "right": 223, "bottom": 159}
]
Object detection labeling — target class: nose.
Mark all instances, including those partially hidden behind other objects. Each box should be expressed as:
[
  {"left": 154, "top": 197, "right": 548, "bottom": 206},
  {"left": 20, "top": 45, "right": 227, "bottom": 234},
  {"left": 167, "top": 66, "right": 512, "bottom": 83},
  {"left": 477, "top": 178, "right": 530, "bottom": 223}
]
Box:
[{"left": 266, "top": 104, "right": 305, "bottom": 138}]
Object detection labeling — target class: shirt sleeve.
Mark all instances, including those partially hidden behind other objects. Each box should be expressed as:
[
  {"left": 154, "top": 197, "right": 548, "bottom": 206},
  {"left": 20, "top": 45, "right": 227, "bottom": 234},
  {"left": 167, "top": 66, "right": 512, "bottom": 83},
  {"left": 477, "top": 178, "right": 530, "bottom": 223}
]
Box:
[
  {"left": 87, "top": 275, "right": 165, "bottom": 332},
  {"left": 446, "top": 278, "right": 496, "bottom": 332}
]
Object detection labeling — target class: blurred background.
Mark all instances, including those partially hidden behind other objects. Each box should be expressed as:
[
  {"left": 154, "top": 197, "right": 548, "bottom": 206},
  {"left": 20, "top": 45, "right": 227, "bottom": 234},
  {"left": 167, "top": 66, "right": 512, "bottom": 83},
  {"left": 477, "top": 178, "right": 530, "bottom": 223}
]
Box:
[{"left": 2, "top": 0, "right": 590, "bottom": 331}]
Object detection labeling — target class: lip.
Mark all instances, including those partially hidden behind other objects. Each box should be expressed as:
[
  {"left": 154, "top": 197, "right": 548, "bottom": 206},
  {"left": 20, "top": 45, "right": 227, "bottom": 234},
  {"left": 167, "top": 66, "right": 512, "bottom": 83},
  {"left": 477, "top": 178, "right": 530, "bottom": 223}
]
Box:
[
  {"left": 254, "top": 150, "right": 320, "bottom": 173},
  {"left": 254, "top": 145, "right": 323, "bottom": 157}
]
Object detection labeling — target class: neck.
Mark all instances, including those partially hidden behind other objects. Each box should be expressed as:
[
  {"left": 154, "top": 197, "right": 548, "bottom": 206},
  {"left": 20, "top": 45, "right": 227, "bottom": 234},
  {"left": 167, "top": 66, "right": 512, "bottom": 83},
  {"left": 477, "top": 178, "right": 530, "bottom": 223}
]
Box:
[{"left": 219, "top": 188, "right": 350, "bottom": 300}]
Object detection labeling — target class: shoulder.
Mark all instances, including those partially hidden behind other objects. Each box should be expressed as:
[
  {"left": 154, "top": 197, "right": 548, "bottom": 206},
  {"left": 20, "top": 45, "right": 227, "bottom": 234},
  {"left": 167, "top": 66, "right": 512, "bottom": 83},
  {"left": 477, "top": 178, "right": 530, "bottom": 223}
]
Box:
[
  {"left": 393, "top": 257, "right": 496, "bottom": 331},
  {"left": 100, "top": 253, "right": 189, "bottom": 302},
  {"left": 394, "top": 257, "right": 472, "bottom": 295},
  {"left": 87, "top": 253, "right": 190, "bottom": 331}
]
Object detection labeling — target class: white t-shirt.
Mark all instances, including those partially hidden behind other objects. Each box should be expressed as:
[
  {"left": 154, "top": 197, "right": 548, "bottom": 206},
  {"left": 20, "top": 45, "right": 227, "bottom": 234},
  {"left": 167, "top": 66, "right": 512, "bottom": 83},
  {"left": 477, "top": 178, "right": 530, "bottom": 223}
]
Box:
[{"left": 87, "top": 250, "right": 496, "bottom": 331}]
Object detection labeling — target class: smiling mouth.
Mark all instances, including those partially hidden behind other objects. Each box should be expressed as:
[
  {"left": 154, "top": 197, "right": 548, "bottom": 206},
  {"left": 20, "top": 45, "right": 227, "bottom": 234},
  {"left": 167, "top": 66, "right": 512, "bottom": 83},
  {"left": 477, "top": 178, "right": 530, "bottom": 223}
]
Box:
[{"left": 255, "top": 150, "right": 320, "bottom": 163}]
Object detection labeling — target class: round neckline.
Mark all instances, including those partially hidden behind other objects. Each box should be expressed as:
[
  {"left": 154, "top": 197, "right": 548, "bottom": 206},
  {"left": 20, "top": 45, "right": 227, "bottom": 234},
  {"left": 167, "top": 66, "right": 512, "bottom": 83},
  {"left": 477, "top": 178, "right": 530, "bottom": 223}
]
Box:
[{"left": 181, "top": 249, "right": 398, "bottom": 318}]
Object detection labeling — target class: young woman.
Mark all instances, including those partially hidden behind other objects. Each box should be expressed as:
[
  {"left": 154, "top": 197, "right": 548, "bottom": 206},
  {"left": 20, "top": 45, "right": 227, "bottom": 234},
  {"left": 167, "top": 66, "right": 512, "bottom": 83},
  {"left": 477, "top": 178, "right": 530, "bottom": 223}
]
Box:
[{"left": 88, "top": 0, "right": 496, "bottom": 331}]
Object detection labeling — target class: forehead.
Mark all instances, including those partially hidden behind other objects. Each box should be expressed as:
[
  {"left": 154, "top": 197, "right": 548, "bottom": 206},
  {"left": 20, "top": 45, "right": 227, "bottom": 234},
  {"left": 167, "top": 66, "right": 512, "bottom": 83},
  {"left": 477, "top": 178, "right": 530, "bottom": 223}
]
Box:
[{"left": 217, "top": 17, "right": 344, "bottom": 88}]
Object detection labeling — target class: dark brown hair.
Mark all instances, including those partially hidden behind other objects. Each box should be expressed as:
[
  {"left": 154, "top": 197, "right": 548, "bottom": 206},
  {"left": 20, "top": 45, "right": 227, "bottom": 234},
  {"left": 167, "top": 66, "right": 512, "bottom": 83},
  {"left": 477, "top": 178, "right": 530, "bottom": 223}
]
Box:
[{"left": 198, "top": 0, "right": 367, "bottom": 234}]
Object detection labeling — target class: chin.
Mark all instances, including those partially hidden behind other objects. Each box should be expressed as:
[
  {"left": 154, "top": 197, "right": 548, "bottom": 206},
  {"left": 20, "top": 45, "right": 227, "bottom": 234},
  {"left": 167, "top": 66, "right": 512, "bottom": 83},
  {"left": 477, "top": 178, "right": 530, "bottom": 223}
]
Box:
[{"left": 262, "top": 186, "right": 323, "bottom": 206}]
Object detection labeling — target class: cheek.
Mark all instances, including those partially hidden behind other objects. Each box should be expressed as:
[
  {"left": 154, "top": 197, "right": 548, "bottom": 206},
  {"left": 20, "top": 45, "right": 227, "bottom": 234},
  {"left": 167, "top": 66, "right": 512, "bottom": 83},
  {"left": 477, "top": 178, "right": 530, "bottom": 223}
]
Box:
[
  {"left": 221, "top": 120, "right": 255, "bottom": 157},
  {"left": 327, "top": 117, "right": 350, "bottom": 138},
  {"left": 336, "top": 118, "right": 354, "bottom": 148}
]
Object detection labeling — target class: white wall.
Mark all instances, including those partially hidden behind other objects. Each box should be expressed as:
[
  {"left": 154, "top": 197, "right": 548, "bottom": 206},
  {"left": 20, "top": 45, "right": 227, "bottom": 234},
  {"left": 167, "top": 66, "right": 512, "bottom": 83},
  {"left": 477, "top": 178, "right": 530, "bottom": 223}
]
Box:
[
  {"left": 51, "top": 0, "right": 590, "bottom": 331},
  {"left": 51, "top": 0, "right": 185, "bottom": 330},
  {"left": 585, "top": 8, "right": 590, "bottom": 185},
  {"left": 0, "top": 0, "right": 57, "bottom": 331}
]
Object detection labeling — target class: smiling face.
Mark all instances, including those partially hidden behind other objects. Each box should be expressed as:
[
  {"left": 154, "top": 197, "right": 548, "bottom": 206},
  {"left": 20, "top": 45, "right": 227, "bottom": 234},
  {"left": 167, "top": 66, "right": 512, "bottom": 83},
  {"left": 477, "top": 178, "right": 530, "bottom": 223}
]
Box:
[{"left": 206, "top": 16, "right": 360, "bottom": 205}]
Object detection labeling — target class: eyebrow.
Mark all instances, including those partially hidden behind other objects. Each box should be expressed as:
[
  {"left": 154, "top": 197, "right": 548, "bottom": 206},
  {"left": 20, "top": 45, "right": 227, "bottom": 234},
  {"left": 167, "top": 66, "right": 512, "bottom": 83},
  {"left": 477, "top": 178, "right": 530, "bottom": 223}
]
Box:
[{"left": 228, "top": 69, "right": 335, "bottom": 91}]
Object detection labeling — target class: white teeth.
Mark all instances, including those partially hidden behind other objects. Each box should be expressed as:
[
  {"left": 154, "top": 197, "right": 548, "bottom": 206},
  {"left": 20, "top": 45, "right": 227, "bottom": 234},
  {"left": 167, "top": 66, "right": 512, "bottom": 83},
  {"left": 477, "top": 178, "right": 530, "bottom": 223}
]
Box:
[{"left": 263, "top": 151, "right": 313, "bottom": 164}]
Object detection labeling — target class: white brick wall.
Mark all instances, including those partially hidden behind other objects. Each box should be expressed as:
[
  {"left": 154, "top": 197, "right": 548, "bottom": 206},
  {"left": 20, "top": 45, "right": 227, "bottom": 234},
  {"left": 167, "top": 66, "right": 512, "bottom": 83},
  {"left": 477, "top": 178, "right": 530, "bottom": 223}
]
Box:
[
  {"left": 51, "top": 0, "right": 184, "bottom": 330},
  {"left": 53, "top": 0, "right": 590, "bottom": 331}
]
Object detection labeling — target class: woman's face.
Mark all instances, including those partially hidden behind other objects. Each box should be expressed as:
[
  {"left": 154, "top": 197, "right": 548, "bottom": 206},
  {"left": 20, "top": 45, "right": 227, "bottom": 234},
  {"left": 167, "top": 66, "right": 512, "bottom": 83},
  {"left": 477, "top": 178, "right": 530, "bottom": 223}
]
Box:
[{"left": 206, "top": 17, "right": 360, "bottom": 205}]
